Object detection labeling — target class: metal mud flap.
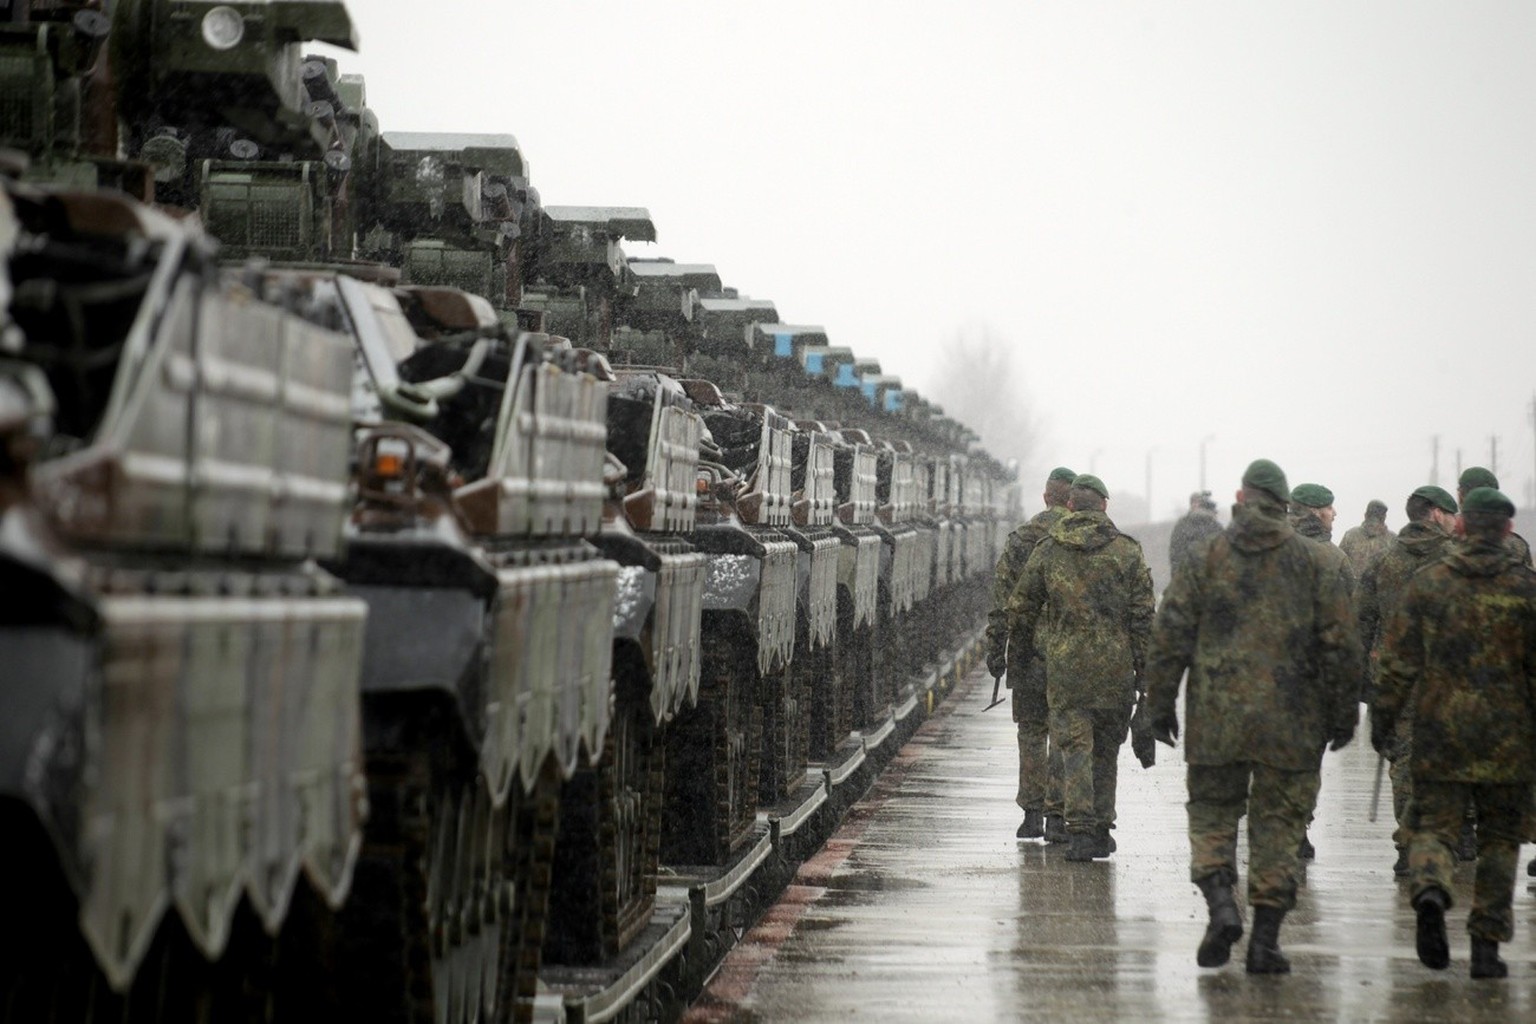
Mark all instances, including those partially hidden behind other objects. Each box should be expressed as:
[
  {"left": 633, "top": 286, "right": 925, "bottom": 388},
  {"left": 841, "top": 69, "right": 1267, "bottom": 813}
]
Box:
[
  {"left": 79, "top": 585, "right": 365, "bottom": 990},
  {"left": 836, "top": 526, "right": 882, "bottom": 629}
]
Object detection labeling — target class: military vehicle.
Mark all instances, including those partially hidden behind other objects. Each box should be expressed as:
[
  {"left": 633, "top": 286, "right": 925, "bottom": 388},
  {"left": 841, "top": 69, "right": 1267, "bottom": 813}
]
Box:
[
  {"left": 0, "top": 166, "right": 366, "bottom": 1020},
  {"left": 0, "top": 2, "right": 1017, "bottom": 1021}
]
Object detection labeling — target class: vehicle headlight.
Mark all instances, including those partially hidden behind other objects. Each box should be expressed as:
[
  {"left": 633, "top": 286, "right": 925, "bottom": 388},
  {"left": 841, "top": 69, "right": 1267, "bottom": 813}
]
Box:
[{"left": 200, "top": 6, "right": 245, "bottom": 50}]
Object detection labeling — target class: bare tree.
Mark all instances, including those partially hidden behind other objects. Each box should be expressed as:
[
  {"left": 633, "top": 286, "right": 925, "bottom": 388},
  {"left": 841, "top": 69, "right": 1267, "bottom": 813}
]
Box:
[{"left": 923, "top": 324, "right": 1042, "bottom": 479}]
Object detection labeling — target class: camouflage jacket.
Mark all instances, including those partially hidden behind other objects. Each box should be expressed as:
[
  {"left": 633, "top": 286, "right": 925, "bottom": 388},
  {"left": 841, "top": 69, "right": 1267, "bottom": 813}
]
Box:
[
  {"left": 1295, "top": 516, "right": 1363, "bottom": 685},
  {"left": 1144, "top": 499, "right": 1363, "bottom": 770},
  {"left": 986, "top": 504, "right": 1068, "bottom": 661},
  {"left": 1340, "top": 520, "right": 1395, "bottom": 579},
  {"left": 1293, "top": 515, "right": 1356, "bottom": 592},
  {"left": 1007, "top": 510, "right": 1155, "bottom": 710},
  {"left": 1495, "top": 530, "right": 1531, "bottom": 565},
  {"left": 1454, "top": 527, "right": 1531, "bottom": 565},
  {"left": 1358, "top": 521, "right": 1452, "bottom": 657},
  {"left": 1375, "top": 541, "right": 1536, "bottom": 783},
  {"left": 1169, "top": 508, "right": 1223, "bottom": 576}
]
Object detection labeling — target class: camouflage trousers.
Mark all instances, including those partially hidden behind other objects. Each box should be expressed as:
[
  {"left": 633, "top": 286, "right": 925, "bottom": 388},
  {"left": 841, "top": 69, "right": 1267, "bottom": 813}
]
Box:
[
  {"left": 1013, "top": 663, "right": 1063, "bottom": 816},
  {"left": 1187, "top": 762, "right": 1320, "bottom": 911},
  {"left": 1048, "top": 705, "right": 1131, "bottom": 835},
  {"left": 1409, "top": 781, "right": 1531, "bottom": 942},
  {"left": 1388, "top": 717, "right": 1414, "bottom": 851}
]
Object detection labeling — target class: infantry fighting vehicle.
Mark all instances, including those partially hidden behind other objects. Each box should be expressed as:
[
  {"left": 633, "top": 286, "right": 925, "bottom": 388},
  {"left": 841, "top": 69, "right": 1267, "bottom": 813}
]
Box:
[{"left": 0, "top": 2, "right": 1016, "bottom": 1021}]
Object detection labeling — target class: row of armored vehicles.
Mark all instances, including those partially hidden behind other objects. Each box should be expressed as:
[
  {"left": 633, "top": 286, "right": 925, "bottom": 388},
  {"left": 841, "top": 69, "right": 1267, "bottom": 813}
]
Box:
[{"left": 0, "top": 2, "right": 1017, "bottom": 1022}]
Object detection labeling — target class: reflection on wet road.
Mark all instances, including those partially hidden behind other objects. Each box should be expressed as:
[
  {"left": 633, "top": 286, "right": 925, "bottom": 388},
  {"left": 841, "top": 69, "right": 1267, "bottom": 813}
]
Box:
[{"left": 685, "top": 668, "right": 1535, "bottom": 1022}]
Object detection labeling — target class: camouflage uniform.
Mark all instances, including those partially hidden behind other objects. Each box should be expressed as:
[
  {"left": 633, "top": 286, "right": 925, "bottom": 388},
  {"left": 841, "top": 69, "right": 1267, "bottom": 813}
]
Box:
[
  {"left": 1009, "top": 510, "right": 1154, "bottom": 840},
  {"left": 1145, "top": 497, "right": 1361, "bottom": 910},
  {"left": 1376, "top": 538, "right": 1536, "bottom": 945},
  {"left": 1292, "top": 511, "right": 1359, "bottom": 630},
  {"left": 1360, "top": 520, "right": 1454, "bottom": 851},
  {"left": 1168, "top": 505, "right": 1222, "bottom": 577},
  {"left": 987, "top": 504, "right": 1068, "bottom": 818},
  {"left": 1289, "top": 503, "right": 1363, "bottom": 853},
  {"left": 1340, "top": 513, "right": 1395, "bottom": 580}
]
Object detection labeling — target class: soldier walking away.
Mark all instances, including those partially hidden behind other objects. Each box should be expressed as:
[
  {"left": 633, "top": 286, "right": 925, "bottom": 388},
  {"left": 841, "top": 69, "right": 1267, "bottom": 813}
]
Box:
[
  {"left": 1168, "top": 490, "right": 1222, "bottom": 577},
  {"left": 1007, "top": 474, "right": 1155, "bottom": 862},
  {"left": 1144, "top": 459, "right": 1361, "bottom": 974},
  {"left": 1287, "top": 481, "right": 1361, "bottom": 861},
  {"left": 987, "top": 466, "right": 1075, "bottom": 841},
  {"left": 1340, "top": 499, "right": 1395, "bottom": 579},
  {"left": 1374, "top": 487, "right": 1536, "bottom": 979},
  {"left": 1455, "top": 468, "right": 1532, "bottom": 865},
  {"left": 1359, "top": 485, "right": 1459, "bottom": 875}
]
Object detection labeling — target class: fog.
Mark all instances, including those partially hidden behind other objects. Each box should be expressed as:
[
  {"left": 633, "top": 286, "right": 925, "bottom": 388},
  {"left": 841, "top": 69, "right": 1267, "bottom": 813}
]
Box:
[{"left": 325, "top": 1, "right": 1536, "bottom": 527}]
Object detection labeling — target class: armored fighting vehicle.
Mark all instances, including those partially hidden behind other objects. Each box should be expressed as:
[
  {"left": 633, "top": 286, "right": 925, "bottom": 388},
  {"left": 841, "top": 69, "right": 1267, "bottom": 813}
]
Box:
[
  {"left": 0, "top": 3, "right": 1014, "bottom": 1022},
  {"left": 0, "top": 166, "right": 366, "bottom": 1021}
]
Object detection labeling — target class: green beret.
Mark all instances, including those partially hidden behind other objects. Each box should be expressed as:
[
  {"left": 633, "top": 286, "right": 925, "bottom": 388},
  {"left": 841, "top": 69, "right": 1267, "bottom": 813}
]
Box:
[
  {"left": 1072, "top": 473, "right": 1108, "bottom": 499},
  {"left": 1048, "top": 466, "right": 1077, "bottom": 484},
  {"left": 1459, "top": 466, "right": 1499, "bottom": 493},
  {"left": 1241, "top": 458, "right": 1290, "bottom": 504},
  {"left": 1366, "top": 499, "right": 1387, "bottom": 516},
  {"left": 1410, "top": 485, "right": 1457, "bottom": 514},
  {"left": 1461, "top": 486, "right": 1515, "bottom": 517},
  {"left": 1290, "top": 483, "right": 1334, "bottom": 509}
]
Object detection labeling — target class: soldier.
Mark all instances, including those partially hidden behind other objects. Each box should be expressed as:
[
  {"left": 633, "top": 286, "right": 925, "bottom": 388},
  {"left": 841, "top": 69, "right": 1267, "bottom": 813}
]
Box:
[
  {"left": 1457, "top": 467, "right": 1532, "bottom": 564},
  {"left": 1007, "top": 474, "right": 1155, "bottom": 862},
  {"left": 1359, "top": 485, "right": 1459, "bottom": 875},
  {"left": 1145, "top": 459, "right": 1360, "bottom": 974},
  {"left": 1340, "top": 499, "right": 1395, "bottom": 579},
  {"left": 1374, "top": 487, "right": 1536, "bottom": 979},
  {"left": 1168, "top": 490, "right": 1221, "bottom": 577},
  {"left": 986, "top": 466, "right": 1074, "bottom": 841},
  {"left": 1288, "top": 481, "right": 1359, "bottom": 861},
  {"left": 1455, "top": 469, "right": 1530, "bottom": 867}
]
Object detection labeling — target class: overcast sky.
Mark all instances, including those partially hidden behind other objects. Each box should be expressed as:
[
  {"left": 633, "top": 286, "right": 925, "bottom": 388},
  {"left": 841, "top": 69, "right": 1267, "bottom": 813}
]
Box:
[{"left": 328, "top": 1, "right": 1536, "bottom": 525}]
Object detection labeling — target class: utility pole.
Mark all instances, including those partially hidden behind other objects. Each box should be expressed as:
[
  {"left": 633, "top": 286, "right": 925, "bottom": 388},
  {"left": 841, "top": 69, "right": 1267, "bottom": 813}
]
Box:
[
  {"left": 1145, "top": 446, "right": 1156, "bottom": 525},
  {"left": 1529, "top": 394, "right": 1536, "bottom": 509},
  {"left": 1490, "top": 435, "right": 1499, "bottom": 476},
  {"left": 1430, "top": 435, "right": 1439, "bottom": 487}
]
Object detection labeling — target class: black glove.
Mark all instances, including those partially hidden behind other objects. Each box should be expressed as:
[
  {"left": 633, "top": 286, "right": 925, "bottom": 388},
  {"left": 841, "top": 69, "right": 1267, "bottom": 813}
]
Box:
[
  {"left": 1329, "top": 723, "right": 1355, "bottom": 752},
  {"left": 986, "top": 649, "right": 1007, "bottom": 679},
  {"left": 1369, "top": 708, "right": 1395, "bottom": 757},
  {"left": 1150, "top": 711, "right": 1178, "bottom": 747},
  {"left": 1129, "top": 700, "right": 1156, "bottom": 768}
]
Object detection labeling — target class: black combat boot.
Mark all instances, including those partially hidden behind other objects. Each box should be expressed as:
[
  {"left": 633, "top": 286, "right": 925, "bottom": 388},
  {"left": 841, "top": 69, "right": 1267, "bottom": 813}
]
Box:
[
  {"left": 1064, "top": 831, "right": 1109, "bottom": 861},
  {"left": 1296, "top": 833, "right": 1316, "bottom": 860},
  {"left": 1016, "top": 809, "right": 1044, "bottom": 839},
  {"left": 1392, "top": 846, "right": 1409, "bottom": 877},
  {"left": 1195, "top": 875, "right": 1243, "bottom": 968},
  {"left": 1413, "top": 887, "right": 1450, "bottom": 969},
  {"left": 1044, "top": 814, "right": 1069, "bottom": 844},
  {"left": 1245, "top": 906, "right": 1290, "bottom": 974},
  {"left": 1470, "top": 937, "right": 1507, "bottom": 979}
]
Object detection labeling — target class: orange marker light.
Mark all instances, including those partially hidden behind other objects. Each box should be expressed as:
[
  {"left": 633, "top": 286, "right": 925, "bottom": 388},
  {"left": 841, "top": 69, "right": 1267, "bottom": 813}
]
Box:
[{"left": 375, "top": 451, "right": 405, "bottom": 478}]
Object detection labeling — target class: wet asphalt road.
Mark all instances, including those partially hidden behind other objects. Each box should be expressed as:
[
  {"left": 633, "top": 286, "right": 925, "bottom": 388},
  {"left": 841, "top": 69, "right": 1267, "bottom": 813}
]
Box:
[{"left": 685, "top": 667, "right": 1536, "bottom": 1023}]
